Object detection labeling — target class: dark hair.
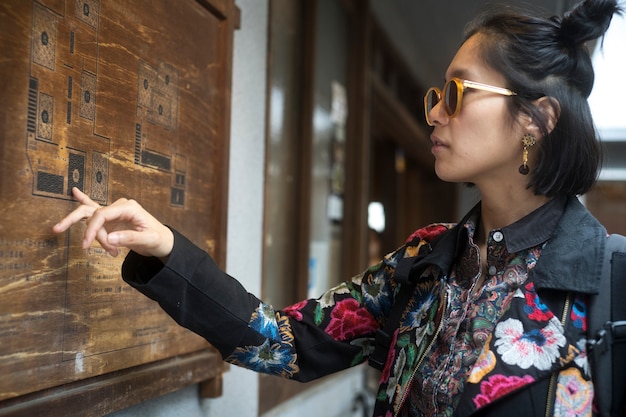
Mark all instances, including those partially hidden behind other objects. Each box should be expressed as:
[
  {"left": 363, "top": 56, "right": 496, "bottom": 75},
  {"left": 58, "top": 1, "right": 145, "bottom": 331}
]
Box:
[{"left": 464, "top": 0, "right": 623, "bottom": 197}]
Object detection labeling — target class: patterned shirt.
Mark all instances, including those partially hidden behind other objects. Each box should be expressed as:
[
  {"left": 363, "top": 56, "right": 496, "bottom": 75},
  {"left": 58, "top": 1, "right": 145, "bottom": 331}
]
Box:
[{"left": 409, "top": 198, "right": 565, "bottom": 416}]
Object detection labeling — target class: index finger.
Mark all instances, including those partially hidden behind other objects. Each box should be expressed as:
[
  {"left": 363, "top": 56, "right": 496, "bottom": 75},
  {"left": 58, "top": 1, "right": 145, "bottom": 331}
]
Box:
[
  {"left": 52, "top": 204, "right": 98, "bottom": 234},
  {"left": 71, "top": 187, "right": 100, "bottom": 208}
]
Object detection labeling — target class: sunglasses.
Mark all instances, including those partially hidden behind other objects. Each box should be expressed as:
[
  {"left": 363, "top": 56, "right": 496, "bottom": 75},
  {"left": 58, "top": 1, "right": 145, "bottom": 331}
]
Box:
[{"left": 424, "top": 77, "right": 517, "bottom": 126}]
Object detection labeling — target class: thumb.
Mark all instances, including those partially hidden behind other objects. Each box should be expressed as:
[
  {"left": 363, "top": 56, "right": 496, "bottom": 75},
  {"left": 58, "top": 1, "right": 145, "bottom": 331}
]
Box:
[
  {"left": 107, "top": 230, "right": 143, "bottom": 248},
  {"left": 107, "top": 232, "right": 123, "bottom": 246}
]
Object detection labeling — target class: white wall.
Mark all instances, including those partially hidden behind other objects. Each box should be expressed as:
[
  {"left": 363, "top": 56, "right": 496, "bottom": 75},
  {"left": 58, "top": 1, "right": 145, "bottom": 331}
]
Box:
[
  {"left": 260, "top": 367, "right": 371, "bottom": 417},
  {"left": 106, "top": 0, "right": 268, "bottom": 416},
  {"left": 200, "top": 0, "right": 268, "bottom": 414}
]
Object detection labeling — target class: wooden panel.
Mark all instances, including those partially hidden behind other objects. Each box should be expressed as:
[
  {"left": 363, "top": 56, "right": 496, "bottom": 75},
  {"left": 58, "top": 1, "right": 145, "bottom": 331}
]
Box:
[
  {"left": 0, "top": 350, "right": 222, "bottom": 417},
  {"left": 586, "top": 182, "right": 626, "bottom": 235},
  {"left": 0, "top": 0, "right": 235, "bottom": 411}
]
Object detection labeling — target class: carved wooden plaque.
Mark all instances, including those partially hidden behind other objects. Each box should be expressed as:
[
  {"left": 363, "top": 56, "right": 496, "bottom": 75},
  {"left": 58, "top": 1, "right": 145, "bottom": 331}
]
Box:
[{"left": 0, "top": 0, "right": 235, "bottom": 412}]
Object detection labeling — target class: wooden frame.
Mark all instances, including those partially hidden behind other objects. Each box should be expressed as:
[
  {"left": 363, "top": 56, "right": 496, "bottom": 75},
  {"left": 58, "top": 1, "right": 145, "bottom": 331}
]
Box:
[{"left": 0, "top": 0, "right": 239, "bottom": 414}]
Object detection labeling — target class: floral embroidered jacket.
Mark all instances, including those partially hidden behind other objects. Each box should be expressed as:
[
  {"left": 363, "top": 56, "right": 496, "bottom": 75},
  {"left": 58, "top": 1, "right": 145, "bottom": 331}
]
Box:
[{"left": 121, "top": 196, "right": 608, "bottom": 417}]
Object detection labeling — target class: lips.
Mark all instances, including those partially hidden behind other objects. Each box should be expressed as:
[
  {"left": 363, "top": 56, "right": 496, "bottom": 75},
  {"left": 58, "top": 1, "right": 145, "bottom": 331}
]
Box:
[{"left": 430, "top": 134, "right": 447, "bottom": 153}]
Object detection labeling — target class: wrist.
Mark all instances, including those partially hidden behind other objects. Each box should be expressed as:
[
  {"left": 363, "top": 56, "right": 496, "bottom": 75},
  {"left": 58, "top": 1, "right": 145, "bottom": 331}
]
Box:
[{"left": 157, "top": 225, "right": 174, "bottom": 263}]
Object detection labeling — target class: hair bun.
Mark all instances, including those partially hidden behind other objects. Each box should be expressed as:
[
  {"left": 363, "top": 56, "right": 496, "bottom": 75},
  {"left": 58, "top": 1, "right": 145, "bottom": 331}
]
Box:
[{"left": 558, "top": 0, "right": 622, "bottom": 48}]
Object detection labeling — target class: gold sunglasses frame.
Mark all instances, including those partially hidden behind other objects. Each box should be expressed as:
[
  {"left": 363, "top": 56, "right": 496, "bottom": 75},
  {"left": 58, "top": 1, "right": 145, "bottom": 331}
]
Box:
[{"left": 424, "top": 77, "right": 517, "bottom": 126}]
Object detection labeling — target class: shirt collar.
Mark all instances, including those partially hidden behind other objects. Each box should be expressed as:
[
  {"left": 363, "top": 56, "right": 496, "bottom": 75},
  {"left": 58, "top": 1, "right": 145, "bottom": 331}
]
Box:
[
  {"left": 463, "top": 196, "right": 567, "bottom": 253},
  {"left": 415, "top": 196, "right": 605, "bottom": 294},
  {"left": 500, "top": 196, "right": 568, "bottom": 253}
]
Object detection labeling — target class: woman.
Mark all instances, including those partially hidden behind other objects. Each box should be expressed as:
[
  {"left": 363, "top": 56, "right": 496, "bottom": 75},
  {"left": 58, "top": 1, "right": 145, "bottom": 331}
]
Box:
[{"left": 54, "top": 1, "right": 623, "bottom": 415}]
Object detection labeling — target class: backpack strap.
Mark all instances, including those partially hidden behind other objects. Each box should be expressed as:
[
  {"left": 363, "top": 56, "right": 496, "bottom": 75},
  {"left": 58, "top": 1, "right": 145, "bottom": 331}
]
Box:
[{"left": 588, "top": 233, "right": 626, "bottom": 417}]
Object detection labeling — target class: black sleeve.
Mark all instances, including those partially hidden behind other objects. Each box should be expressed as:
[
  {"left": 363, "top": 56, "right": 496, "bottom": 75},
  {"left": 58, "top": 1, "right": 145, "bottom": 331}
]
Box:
[{"left": 121, "top": 228, "right": 264, "bottom": 358}]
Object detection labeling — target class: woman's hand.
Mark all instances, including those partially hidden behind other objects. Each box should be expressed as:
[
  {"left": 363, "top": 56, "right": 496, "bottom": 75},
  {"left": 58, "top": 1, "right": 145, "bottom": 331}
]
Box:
[{"left": 53, "top": 187, "right": 174, "bottom": 261}]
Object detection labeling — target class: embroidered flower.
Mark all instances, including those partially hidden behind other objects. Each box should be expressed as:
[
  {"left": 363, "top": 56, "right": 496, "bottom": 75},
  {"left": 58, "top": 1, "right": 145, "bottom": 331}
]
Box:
[
  {"left": 468, "top": 334, "right": 497, "bottom": 383},
  {"left": 523, "top": 282, "right": 554, "bottom": 321},
  {"left": 494, "top": 317, "right": 566, "bottom": 371},
  {"left": 280, "top": 316, "right": 296, "bottom": 346},
  {"left": 404, "top": 292, "right": 436, "bottom": 329},
  {"left": 283, "top": 300, "right": 308, "bottom": 322},
  {"left": 473, "top": 374, "right": 535, "bottom": 408},
  {"left": 349, "top": 337, "right": 376, "bottom": 366},
  {"left": 553, "top": 368, "right": 593, "bottom": 416},
  {"left": 362, "top": 273, "right": 392, "bottom": 317},
  {"left": 319, "top": 282, "right": 350, "bottom": 309},
  {"left": 570, "top": 294, "right": 587, "bottom": 331},
  {"left": 525, "top": 247, "right": 540, "bottom": 270},
  {"left": 413, "top": 322, "right": 433, "bottom": 350},
  {"left": 226, "top": 338, "right": 299, "bottom": 378},
  {"left": 325, "top": 298, "right": 378, "bottom": 341},
  {"left": 250, "top": 303, "right": 280, "bottom": 340},
  {"left": 405, "top": 223, "right": 451, "bottom": 244},
  {"left": 386, "top": 347, "right": 407, "bottom": 403},
  {"left": 574, "top": 338, "right": 590, "bottom": 376},
  {"left": 351, "top": 272, "right": 365, "bottom": 286}
]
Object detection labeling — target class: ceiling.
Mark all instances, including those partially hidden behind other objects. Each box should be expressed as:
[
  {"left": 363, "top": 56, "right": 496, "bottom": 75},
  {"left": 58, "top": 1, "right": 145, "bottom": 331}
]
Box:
[{"left": 371, "top": 0, "right": 580, "bottom": 88}]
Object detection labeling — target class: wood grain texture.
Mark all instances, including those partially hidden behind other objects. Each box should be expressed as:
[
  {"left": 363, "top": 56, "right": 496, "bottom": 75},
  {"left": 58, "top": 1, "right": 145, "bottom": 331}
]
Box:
[{"left": 0, "top": 0, "right": 236, "bottom": 412}]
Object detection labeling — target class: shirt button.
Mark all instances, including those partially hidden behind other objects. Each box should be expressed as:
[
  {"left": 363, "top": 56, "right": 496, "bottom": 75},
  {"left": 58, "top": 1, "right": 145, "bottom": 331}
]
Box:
[
  {"left": 493, "top": 231, "right": 504, "bottom": 242},
  {"left": 488, "top": 265, "right": 497, "bottom": 276}
]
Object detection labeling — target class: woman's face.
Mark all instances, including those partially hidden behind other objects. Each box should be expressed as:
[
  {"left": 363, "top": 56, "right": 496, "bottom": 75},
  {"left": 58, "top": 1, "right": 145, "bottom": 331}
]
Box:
[{"left": 428, "top": 34, "right": 525, "bottom": 188}]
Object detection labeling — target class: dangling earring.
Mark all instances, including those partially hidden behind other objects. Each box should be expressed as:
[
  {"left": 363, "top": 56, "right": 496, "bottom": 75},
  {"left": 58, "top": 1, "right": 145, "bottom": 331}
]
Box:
[{"left": 518, "top": 133, "right": 536, "bottom": 175}]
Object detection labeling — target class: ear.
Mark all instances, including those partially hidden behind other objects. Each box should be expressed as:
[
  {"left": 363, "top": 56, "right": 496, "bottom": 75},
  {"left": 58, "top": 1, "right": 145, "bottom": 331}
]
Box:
[{"left": 521, "top": 96, "right": 561, "bottom": 139}]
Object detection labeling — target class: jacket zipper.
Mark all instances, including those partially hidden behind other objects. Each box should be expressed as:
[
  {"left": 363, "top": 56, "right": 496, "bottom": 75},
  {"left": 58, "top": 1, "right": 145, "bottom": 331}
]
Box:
[
  {"left": 544, "top": 291, "right": 573, "bottom": 417},
  {"left": 393, "top": 283, "right": 448, "bottom": 417}
]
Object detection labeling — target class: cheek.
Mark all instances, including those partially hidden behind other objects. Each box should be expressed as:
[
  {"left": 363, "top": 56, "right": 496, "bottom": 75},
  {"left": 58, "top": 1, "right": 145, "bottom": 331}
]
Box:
[
  {"left": 460, "top": 109, "right": 517, "bottom": 149},
  {"left": 462, "top": 97, "right": 513, "bottom": 128}
]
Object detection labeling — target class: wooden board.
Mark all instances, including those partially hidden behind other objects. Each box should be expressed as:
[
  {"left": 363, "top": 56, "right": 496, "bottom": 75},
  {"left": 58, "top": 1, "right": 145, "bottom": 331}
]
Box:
[{"left": 0, "top": 0, "right": 235, "bottom": 410}]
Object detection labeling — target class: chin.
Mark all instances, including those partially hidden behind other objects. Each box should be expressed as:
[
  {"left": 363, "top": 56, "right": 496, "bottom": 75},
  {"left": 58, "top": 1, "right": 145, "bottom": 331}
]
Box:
[{"left": 434, "top": 166, "right": 460, "bottom": 183}]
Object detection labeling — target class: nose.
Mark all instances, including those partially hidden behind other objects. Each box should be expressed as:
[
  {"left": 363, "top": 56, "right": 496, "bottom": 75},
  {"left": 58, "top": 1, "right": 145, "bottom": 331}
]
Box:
[{"left": 427, "top": 99, "right": 448, "bottom": 126}]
